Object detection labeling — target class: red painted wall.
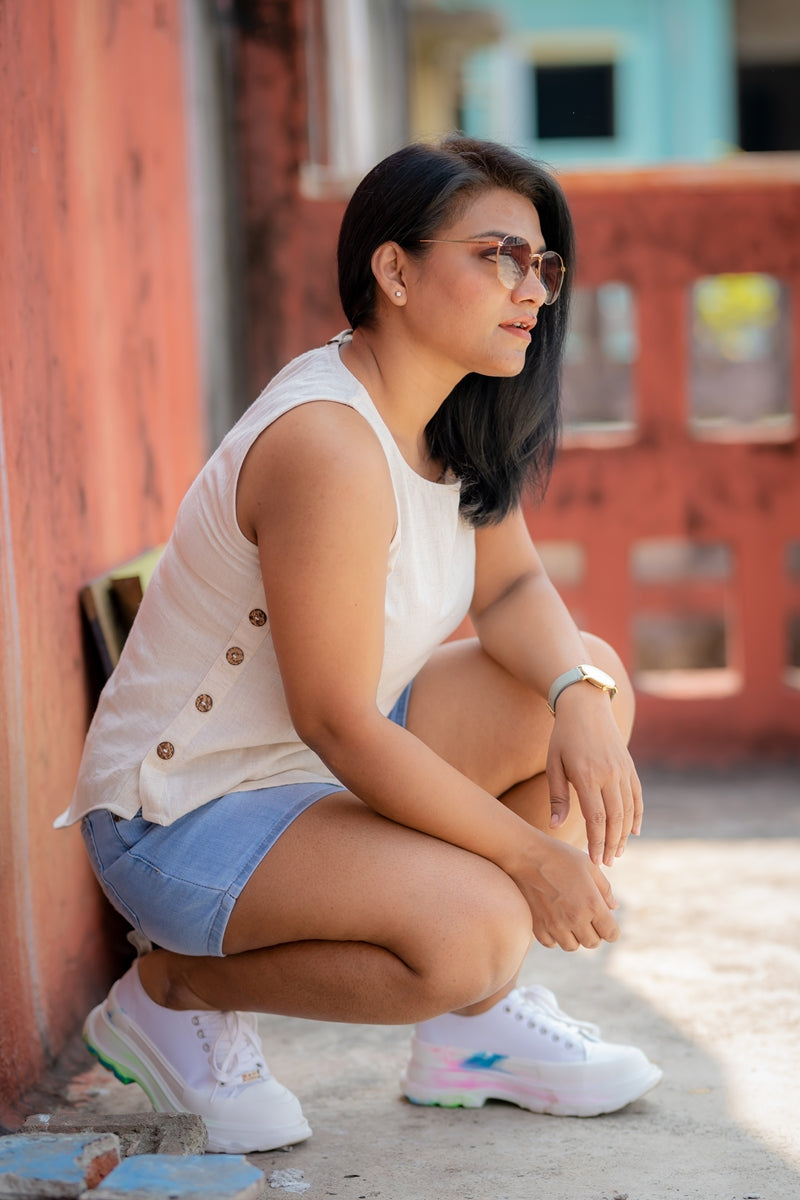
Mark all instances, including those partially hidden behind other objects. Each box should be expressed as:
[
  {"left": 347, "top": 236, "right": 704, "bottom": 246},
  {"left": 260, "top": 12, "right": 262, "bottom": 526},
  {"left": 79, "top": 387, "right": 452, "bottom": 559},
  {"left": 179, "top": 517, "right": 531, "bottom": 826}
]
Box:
[
  {"left": 0, "top": 1, "right": 203, "bottom": 1123},
  {"left": 536, "top": 164, "right": 800, "bottom": 762}
]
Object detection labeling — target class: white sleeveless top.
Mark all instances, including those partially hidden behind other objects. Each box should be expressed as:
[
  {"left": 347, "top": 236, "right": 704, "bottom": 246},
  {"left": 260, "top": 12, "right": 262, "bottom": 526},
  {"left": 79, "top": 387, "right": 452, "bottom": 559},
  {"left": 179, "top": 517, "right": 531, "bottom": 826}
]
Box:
[{"left": 57, "top": 339, "right": 476, "bottom": 827}]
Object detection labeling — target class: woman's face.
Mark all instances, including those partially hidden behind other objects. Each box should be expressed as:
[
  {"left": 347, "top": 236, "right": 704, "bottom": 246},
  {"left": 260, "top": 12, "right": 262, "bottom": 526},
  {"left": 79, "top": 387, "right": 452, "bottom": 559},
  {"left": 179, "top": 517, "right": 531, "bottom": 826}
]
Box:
[{"left": 400, "top": 187, "right": 552, "bottom": 381}]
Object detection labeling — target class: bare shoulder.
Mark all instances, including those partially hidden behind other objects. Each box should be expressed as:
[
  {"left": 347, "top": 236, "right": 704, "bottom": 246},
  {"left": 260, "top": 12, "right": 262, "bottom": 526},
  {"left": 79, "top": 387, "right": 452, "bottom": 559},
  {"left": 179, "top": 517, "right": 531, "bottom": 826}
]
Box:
[{"left": 237, "top": 400, "right": 395, "bottom": 544}]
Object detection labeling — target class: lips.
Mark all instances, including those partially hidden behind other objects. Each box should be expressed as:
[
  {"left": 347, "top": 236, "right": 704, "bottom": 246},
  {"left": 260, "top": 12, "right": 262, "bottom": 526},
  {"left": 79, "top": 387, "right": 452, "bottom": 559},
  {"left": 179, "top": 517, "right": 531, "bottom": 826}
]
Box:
[
  {"left": 501, "top": 317, "right": 536, "bottom": 339},
  {"left": 501, "top": 315, "right": 537, "bottom": 332}
]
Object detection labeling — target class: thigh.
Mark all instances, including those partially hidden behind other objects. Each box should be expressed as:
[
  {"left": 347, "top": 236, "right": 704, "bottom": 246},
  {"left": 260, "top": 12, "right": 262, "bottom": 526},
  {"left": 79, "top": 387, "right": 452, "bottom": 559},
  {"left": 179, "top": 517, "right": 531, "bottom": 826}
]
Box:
[
  {"left": 404, "top": 637, "right": 550, "bottom": 797},
  {"left": 82, "top": 782, "right": 349, "bottom": 957},
  {"left": 223, "top": 790, "right": 531, "bottom": 972},
  {"left": 405, "top": 634, "right": 634, "bottom": 799}
]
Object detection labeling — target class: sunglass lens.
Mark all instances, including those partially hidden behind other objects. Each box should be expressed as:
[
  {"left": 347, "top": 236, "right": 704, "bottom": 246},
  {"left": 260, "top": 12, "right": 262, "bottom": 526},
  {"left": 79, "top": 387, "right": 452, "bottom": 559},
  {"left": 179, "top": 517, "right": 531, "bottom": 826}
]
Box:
[
  {"left": 539, "top": 252, "right": 564, "bottom": 304},
  {"left": 496, "top": 238, "right": 530, "bottom": 289}
]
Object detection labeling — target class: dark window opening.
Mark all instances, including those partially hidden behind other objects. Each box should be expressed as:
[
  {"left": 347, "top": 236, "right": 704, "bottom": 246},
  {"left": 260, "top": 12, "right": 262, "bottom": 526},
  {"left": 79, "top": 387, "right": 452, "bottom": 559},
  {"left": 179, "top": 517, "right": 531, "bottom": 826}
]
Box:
[
  {"left": 535, "top": 63, "right": 615, "bottom": 140},
  {"left": 738, "top": 63, "right": 800, "bottom": 151}
]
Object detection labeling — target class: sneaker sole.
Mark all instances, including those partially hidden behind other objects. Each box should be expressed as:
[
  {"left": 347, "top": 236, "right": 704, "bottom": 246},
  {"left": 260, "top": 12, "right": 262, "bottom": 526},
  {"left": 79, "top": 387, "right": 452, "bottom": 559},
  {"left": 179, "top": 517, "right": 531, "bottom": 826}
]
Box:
[
  {"left": 84, "top": 1002, "right": 312, "bottom": 1153},
  {"left": 401, "top": 1038, "right": 663, "bottom": 1118}
]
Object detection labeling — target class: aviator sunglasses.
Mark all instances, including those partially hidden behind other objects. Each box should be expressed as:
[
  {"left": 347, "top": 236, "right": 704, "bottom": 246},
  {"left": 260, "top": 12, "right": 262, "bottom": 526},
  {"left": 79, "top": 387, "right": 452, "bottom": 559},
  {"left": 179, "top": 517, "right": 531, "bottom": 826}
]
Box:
[{"left": 419, "top": 236, "right": 566, "bottom": 304}]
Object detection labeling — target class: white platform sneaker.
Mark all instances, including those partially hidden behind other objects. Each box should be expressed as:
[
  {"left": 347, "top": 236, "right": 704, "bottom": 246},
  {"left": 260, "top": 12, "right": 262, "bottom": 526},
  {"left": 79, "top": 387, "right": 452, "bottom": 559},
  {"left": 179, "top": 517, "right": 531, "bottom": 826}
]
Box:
[
  {"left": 83, "top": 962, "right": 311, "bottom": 1153},
  {"left": 401, "top": 985, "right": 662, "bottom": 1118}
]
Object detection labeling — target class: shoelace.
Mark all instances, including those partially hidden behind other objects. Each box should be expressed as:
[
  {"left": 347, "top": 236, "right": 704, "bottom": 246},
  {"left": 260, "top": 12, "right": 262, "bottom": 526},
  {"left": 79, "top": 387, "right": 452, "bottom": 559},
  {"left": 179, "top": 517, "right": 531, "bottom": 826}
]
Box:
[
  {"left": 503, "top": 987, "right": 600, "bottom": 1048},
  {"left": 517, "top": 984, "right": 601, "bottom": 1038},
  {"left": 191, "top": 1011, "right": 270, "bottom": 1098}
]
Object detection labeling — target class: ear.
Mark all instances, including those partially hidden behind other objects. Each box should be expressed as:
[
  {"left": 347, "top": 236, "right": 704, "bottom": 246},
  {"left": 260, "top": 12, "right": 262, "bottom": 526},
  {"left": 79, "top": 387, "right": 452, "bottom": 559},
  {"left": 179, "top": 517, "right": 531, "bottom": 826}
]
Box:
[{"left": 371, "top": 242, "right": 408, "bottom": 306}]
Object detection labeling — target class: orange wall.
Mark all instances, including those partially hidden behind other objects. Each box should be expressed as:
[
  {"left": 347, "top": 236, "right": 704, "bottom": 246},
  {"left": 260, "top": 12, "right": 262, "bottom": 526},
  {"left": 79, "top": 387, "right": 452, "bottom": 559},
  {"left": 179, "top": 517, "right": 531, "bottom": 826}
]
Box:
[
  {"left": 0, "top": 1, "right": 204, "bottom": 1123},
  {"left": 533, "top": 163, "right": 800, "bottom": 762}
]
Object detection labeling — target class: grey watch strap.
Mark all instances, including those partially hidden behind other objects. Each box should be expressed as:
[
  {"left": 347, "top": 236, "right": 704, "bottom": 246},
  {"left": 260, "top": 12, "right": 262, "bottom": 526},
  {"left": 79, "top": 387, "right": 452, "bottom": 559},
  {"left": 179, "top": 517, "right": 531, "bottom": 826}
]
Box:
[
  {"left": 547, "top": 667, "right": 586, "bottom": 714},
  {"left": 547, "top": 664, "right": 618, "bottom": 715}
]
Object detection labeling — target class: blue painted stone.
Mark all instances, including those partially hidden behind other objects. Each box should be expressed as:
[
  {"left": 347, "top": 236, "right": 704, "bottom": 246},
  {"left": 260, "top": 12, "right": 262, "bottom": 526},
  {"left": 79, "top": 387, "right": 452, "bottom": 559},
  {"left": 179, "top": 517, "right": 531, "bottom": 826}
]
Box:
[
  {"left": 90, "top": 1154, "right": 264, "bottom": 1199},
  {"left": 0, "top": 1132, "right": 120, "bottom": 1196}
]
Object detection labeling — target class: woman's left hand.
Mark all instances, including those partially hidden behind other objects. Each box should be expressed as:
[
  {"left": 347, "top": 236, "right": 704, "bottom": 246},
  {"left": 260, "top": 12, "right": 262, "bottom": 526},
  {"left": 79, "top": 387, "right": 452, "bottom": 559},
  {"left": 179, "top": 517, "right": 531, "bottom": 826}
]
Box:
[{"left": 545, "top": 684, "right": 643, "bottom": 867}]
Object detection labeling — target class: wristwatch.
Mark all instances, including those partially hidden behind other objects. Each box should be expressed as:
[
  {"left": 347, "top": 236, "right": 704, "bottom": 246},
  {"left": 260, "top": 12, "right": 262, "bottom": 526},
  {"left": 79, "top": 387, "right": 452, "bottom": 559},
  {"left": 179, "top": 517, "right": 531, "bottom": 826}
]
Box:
[{"left": 547, "top": 664, "right": 618, "bottom": 715}]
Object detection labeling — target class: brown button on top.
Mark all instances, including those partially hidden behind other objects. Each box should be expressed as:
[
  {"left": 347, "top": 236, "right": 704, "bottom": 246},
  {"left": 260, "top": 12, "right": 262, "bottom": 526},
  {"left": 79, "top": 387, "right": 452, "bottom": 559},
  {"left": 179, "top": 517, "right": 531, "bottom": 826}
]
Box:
[
  {"left": 249, "top": 608, "right": 267, "bottom": 627},
  {"left": 157, "top": 741, "right": 175, "bottom": 760},
  {"left": 195, "top": 694, "right": 213, "bottom": 713},
  {"left": 226, "top": 647, "right": 244, "bottom": 666}
]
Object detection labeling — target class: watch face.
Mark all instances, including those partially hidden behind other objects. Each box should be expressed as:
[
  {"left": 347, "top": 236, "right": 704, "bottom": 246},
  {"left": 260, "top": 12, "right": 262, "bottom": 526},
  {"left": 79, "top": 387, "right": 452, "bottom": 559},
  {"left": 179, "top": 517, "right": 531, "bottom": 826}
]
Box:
[{"left": 582, "top": 665, "right": 616, "bottom": 690}]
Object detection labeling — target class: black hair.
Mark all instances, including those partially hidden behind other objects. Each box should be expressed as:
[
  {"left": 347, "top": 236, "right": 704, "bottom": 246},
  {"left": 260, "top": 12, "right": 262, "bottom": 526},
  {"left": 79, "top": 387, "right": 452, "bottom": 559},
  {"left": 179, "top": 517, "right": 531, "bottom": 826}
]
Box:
[{"left": 337, "top": 135, "right": 575, "bottom": 526}]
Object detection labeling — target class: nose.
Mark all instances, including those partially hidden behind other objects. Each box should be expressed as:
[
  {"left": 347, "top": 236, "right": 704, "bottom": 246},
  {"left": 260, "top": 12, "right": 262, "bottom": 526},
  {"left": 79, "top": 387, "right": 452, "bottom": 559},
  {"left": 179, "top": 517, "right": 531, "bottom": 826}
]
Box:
[{"left": 511, "top": 264, "right": 548, "bottom": 308}]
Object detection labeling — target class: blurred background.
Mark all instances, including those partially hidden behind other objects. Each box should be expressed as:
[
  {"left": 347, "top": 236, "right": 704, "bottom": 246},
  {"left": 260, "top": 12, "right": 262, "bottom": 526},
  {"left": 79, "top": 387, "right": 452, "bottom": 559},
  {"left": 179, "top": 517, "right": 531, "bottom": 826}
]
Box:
[{"left": 1, "top": 0, "right": 798, "bottom": 1126}]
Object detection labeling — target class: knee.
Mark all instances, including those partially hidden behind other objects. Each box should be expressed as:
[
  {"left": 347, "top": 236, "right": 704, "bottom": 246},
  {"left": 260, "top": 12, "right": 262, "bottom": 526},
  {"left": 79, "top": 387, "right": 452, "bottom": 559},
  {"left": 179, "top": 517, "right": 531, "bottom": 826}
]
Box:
[
  {"left": 418, "top": 862, "right": 532, "bottom": 1016},
  {"left": 580, "top": 631, "right": 636, "bottom": 743}
]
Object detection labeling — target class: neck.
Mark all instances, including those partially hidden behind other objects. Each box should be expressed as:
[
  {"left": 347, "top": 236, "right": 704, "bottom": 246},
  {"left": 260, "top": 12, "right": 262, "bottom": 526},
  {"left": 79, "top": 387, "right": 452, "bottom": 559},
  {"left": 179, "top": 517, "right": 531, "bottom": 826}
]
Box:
[{"left": 340, "top": 325, "right": 464, "bottom": 475}]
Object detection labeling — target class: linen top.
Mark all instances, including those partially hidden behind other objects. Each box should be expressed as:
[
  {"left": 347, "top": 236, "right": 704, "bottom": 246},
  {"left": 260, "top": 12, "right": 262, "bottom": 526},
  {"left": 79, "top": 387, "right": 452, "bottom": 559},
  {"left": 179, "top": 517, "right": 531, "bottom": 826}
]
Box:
[{"left": 57, "top": 338, "right": 476, "bottom": 828}]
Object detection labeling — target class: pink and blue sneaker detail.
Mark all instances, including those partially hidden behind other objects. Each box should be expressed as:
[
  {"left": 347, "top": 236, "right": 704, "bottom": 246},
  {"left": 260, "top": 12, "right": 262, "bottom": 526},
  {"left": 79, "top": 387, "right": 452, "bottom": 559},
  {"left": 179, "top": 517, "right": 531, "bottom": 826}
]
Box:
[{"left": 401, "top": 985, "right": 662, "bottom": 1117}]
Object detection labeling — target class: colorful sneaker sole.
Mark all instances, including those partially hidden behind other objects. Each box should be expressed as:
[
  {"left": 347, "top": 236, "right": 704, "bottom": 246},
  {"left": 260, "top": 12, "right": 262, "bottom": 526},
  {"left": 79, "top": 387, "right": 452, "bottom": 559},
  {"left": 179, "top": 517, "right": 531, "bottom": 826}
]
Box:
[{"left": 401, "top": 1037, "right": 663, "bottom": 1118}]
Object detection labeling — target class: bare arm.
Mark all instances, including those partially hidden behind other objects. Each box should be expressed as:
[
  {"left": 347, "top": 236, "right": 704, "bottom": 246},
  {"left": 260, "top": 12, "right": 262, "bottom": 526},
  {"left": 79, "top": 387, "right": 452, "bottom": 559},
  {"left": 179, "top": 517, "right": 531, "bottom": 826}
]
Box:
[
  {"left": 471, "top": 507, "right": 642, "bottom": 867},
  {"left": 236, "top": 403, "right": 619, "bottom": 950}
]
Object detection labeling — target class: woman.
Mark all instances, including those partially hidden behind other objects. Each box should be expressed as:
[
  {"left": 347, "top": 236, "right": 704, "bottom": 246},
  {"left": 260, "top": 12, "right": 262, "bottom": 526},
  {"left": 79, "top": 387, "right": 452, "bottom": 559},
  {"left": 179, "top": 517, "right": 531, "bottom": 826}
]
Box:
[{"left": 58, "top": 136, "right": 661, "bottom": 1154}]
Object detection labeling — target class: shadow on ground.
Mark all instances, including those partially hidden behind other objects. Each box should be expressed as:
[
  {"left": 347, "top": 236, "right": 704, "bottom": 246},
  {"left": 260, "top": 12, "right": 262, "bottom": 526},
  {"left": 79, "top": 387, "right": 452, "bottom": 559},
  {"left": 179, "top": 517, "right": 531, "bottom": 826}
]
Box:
[{"left": 21, "top": 763, "right": 800, "bottom": 1200}]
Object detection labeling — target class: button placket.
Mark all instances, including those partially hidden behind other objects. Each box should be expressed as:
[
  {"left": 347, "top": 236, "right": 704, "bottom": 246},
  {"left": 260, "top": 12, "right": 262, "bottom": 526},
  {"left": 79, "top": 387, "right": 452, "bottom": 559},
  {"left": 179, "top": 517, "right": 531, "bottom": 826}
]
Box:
[{"left": 146, "top": 591, "right": 270, "bottom": 766}]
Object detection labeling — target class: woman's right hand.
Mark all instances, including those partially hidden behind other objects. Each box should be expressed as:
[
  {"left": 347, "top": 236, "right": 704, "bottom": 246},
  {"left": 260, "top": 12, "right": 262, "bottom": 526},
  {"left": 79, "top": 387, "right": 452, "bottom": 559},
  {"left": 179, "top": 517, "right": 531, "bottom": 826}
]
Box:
[{"left": 506, "top": 835, "right": 620, "bottom": 951}]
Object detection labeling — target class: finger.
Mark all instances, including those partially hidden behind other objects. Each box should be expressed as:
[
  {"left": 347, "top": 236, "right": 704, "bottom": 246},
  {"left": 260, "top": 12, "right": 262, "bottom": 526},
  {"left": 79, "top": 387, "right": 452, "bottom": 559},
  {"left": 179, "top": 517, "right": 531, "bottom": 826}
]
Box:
[
  {"left": 532, "top": 923, "right": 557, "bottom": 950},
  {"left": 589, "top": 881, "right": 620, "bottom": 943},
  {"left": 575, "top": 925, "right": 601, "bottom": 950},
  {"left": 584, "top": 801, "right": 607, "bottom": 865},
  {"left": 547, "top": 758, "right": 571, "bottom": 829},
  {"left": 591, "top": 913, "right": 620, "bottom": 943},
  {"left": 602, "top": 781, "right": 625, "bottom": 866},
  {"left": 631, "top": 767, "right": 644, "bottom": 836},
  {"left": 593, "top": 866, "right": 618, "bottom": 911},
  {"left": 615, "top": 776, "right": 636, "bottom": 857}
]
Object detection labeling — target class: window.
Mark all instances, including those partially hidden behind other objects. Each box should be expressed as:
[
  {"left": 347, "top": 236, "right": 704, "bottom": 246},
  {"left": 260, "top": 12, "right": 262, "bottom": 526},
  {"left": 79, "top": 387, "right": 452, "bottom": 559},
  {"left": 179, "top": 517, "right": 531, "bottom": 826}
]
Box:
[
  {"left": 630, "top": 540, "right": 739, "bottom": 698},
  {"left": 562, "top": 283, "right": 636, "bottom": 442},
  {"left": 739, "top": 63, "right": 800, "bottom": 151},
  {"left": 689, "top": 273, "right": 793, "bottom": 439},
  {"left": 534, "top": 63, "right": 615, "bottom": 140}
]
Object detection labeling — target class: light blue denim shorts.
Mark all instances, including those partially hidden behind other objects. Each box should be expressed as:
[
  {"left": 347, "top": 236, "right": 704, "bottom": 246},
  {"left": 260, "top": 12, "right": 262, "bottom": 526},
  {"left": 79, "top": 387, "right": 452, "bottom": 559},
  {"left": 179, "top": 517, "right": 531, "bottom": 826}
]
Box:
[{"left": 81, "top": 683, "right": 412, "bottom": 958}]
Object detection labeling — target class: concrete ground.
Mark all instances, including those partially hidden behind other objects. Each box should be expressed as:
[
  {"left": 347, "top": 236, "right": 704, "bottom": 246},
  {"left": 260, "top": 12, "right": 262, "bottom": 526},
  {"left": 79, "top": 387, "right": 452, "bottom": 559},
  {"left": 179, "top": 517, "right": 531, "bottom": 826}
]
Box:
[{"left": 25, "top": 763, "right": 800, "bottom": 1200}]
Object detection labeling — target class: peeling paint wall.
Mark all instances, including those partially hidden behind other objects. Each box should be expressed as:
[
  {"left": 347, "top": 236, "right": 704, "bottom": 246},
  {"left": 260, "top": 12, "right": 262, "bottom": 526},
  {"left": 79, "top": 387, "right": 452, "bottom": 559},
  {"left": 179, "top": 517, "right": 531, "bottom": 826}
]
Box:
[{"left": 0, "top": 0, "right": 204, "bottom": 1121}]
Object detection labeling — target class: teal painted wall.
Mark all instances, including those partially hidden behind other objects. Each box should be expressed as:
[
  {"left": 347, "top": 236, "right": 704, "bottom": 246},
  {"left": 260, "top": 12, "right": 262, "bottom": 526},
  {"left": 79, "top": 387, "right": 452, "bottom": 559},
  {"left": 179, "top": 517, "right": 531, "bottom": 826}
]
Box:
[{"left": 450, "top": 0, "right": 736, "bottom": 165}]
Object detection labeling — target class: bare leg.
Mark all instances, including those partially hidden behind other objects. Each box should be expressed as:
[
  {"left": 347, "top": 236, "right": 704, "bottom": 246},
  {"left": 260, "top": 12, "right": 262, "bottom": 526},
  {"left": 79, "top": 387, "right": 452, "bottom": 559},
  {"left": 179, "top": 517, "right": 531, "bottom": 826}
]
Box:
[
  {"left": 140, "top": 631, "right": 634, "bottom": 1022},
  {"left": 108, "top": 634, "right": 659, "bottom": 1130},
  {"left": 139, "top": 793, "right": 533, "bottom": 1022},
  {"left": 405, "top": 631, "right": 636, "bottom": 848}
]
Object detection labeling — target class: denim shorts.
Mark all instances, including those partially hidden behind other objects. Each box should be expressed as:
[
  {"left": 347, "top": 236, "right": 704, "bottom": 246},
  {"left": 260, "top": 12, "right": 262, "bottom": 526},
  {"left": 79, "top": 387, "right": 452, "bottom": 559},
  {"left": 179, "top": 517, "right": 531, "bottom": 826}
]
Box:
[{"left": 81, "top": 683, "right": 412, "bottom": 958}]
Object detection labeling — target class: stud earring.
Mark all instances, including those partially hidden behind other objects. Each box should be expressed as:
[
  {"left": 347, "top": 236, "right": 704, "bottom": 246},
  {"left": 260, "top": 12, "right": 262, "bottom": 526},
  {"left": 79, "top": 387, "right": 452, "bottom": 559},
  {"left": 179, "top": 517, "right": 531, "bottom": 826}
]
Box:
[{"left": 395, "top": 290, "right": 403, "bottom": 298}]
